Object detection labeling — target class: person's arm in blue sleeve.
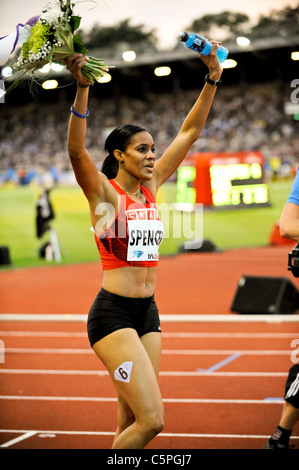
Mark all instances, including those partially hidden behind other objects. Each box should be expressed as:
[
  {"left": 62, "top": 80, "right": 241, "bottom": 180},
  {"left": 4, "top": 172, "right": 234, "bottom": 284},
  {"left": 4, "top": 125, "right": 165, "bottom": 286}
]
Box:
[{"left": 280, "top": 170, "right": 299, "bottom": 242}]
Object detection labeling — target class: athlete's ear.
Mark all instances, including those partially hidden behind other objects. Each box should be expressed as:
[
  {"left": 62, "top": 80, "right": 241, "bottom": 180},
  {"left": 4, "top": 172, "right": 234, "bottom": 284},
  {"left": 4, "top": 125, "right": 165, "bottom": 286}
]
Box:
[{"left": 113, "top": 149, "right": 124, "bottom": 164}]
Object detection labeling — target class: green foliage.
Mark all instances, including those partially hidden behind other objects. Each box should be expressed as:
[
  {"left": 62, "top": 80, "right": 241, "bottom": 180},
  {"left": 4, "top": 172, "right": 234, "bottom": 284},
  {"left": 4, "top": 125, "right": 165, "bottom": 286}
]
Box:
[
  {"left": 189, "top": 11, "right": 250, "bottom": 39},
  {"left": 73, "top": 34, "right": 88, "bottom": 55},
  {"left": 186, "top": 3, "right": 299, "bottom": 40},
  {"left": 69, "top": 15, "right": 81, "bottom": 33},
  {"left": 84, "top": 19, "right": 157, "bottom": 49},
  {"left": 250, "top": 4, "right": 299, "bottom": 38}
]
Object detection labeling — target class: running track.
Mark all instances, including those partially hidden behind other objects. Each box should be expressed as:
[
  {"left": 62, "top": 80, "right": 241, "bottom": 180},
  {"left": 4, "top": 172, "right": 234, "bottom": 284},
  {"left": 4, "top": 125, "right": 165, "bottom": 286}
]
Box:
[{"left": 0, "top": 245, "right": 299, "bottom": 450}]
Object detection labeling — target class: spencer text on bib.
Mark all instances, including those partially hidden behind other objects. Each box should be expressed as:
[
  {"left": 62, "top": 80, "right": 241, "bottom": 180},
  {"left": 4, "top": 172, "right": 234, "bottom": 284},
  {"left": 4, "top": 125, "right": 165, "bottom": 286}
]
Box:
[{"left": 126, "top": 207, "right": 164, "bottom": 262}]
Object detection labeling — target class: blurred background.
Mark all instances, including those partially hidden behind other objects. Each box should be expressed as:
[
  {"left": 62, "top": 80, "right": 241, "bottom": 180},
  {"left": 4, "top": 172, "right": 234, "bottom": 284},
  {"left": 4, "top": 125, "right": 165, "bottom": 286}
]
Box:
[{"left": 0, "top": 0, "right": 298, "bottom": 268}]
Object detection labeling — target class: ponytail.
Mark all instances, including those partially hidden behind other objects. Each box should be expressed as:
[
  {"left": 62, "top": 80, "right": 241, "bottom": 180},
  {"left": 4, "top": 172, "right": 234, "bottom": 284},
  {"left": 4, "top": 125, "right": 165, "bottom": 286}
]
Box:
[{"left": 101, "top": 154, "right": 118, "bottom": 179}]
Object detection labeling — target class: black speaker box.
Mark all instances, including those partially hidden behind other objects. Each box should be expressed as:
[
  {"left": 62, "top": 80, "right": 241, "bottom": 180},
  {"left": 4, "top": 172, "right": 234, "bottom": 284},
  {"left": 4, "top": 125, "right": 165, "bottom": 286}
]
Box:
[
  {"left": 231, "top": 275, "right": 299, "bottom": 314},
  {"left": 0, "top": 246, "right": 11, "bottom": 266}
]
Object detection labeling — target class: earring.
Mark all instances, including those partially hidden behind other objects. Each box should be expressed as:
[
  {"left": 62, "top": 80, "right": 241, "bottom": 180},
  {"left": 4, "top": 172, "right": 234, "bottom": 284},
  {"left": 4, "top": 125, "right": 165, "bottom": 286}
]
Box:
[{"left": 120, "top": 160, "right": 124, "bottom": 164}]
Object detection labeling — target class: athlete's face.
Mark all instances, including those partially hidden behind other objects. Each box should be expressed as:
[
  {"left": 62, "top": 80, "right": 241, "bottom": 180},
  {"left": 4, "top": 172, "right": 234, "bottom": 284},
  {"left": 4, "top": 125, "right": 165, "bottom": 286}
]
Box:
[{"left": 122, "top": 131, "right": 156, "bottom": 180}]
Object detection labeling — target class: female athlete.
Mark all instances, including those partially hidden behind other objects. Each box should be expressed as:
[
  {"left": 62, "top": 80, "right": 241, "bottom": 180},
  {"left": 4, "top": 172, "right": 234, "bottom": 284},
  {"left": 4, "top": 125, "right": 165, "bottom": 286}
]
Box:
[{"left": 66, "top": 43, "right": 223, "bottom": 449}]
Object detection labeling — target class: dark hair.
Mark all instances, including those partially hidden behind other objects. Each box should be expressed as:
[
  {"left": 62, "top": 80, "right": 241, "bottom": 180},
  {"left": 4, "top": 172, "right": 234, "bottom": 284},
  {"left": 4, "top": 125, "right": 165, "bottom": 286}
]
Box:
[{"left": 101, "top": 124, "right": 146, "bottom": 179}]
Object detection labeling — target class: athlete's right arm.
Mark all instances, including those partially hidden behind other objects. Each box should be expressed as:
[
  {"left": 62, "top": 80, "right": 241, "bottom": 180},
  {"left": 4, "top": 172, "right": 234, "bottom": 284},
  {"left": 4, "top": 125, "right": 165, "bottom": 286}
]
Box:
[{"left": 66, "top": 54, "right": 107, "bottom": 203}]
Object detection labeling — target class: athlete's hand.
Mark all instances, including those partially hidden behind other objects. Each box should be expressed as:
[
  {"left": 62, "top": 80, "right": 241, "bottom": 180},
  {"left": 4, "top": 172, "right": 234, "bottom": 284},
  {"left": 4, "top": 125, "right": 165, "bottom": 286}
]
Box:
[
  {"left": 199, "top": 41, "right": 223, "bottom": 81},
  {"left": 65, "top": 53, "right": 90, "bottom": 86}
]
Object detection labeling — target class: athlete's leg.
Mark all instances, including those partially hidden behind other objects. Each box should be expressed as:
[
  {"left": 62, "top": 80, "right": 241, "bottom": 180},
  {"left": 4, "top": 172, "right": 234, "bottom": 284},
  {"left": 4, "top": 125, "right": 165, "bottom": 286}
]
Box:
[
  {"left": 112, "top": 393, "right": 135, "bottom": 445},
  {"left": 93, "top": 328, "right": 164, "bottom": 449},
  {"left": 140, "top": 331, "right": 162, "bottom": 377},
  {"left": 279, "top": 401, "right": 299, "bottom": 430},
  {"left": 111, "top": 331, "right": 162, "bottom": 445}
]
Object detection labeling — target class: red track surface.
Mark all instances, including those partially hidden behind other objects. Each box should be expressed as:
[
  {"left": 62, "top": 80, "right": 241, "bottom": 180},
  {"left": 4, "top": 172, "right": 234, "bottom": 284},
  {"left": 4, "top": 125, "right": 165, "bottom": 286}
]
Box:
[{"left": 0, "top": 245, "right": 299, "bottom": 450}]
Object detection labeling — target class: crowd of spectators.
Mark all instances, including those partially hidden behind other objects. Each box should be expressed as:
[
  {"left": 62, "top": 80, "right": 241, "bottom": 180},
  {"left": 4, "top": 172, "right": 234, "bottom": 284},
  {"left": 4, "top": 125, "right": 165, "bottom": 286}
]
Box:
[{"left": 0, "top": 79, "right": 298, "bottom": 185}]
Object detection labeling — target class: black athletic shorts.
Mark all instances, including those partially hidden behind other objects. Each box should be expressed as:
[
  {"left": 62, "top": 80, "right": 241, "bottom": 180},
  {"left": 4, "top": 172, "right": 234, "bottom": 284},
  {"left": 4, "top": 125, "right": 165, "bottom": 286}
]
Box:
[
  {"left": 284, "top": 364, "right": 299, "bottom": 408},
  {"left": 87, "top": 288, "right": 161, "bottom": 347}
]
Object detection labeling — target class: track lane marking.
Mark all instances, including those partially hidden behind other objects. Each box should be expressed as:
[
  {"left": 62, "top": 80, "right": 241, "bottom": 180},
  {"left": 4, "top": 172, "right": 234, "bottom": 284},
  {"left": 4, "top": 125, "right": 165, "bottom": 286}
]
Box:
[
  {"left": 197, "top": 353, "right": 242, "bottom": 372},
  {"left": 1, "top": 313, "right": 299, "bottom": 322},
  {"left": 0, "top": 395, "right": 285, "bottom": 404},
  {"left": 0, "top": 431, "right": 37, "bottom": 448},
  {"left": 1, "top": 429, "right": 298, "bottom": 441},
  {"left": 0, "top": 331, "right": 297, "bottom": 338},
  {"left": 0, "top": 369, "right": 288, "bottom": 377},
  {"left": 2, "top": 348, "right": 293, "bottom": 355}
]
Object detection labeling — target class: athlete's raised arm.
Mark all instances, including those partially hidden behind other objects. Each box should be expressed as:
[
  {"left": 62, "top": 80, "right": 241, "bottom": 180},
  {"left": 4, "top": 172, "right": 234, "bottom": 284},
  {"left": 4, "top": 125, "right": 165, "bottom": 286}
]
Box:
[
  {"left": 66, "top": 54, "right": 108, "bottom": 204},
  {"left": 153, "top": 42, "right": 223, "bottom": 190}
]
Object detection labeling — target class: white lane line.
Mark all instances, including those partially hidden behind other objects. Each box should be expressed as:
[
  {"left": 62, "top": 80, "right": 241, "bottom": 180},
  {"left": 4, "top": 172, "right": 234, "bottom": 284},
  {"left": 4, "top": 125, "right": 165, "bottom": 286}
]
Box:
[
  {"left": 162, "top": 350, "right": 291, "bottom": 355},
  {"left": 4, "top": 348, "right": 93, "bottom": 354},
  {"left": 0, "top": 331, "right": 86, "bottom": 337},
  {"left": 0, "top": 431, "right": 37, "bottom": 448},
  {"left": 0, "top": 369, "right": 109, "bottom": 376},
  {"left": 1, "top": 313, "right": 299, "bottom": 322},
  {"left": 1, "top": 429, "right": 298, "bottom": 441},
  {"left": 2, "top": 348, "right": 292, "bottom": 355},
  {"left": 0, "top": 395, "right": 285, "bottom": 404},
  {"left": 0, "top": 331, "right": 297, "bottom": 338},
  {"left": 163, "top": 332, "right": 298, "bottom": 339},
  {"left": 0, "top": 369, "right": 288, "bottom": 377}
]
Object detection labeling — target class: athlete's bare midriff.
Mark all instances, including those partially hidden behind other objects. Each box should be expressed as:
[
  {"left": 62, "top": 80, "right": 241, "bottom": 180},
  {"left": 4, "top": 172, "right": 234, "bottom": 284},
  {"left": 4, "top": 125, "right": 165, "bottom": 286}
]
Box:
[{"left": 102, "top": 265, "right": 157, "bottom": 298}]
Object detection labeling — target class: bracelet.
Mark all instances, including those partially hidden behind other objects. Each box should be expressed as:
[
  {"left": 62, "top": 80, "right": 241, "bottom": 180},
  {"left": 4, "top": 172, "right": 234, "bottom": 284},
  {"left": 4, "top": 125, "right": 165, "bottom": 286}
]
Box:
[
  {"left": 70, "top": 104, "right": 90, "bottom": 119},
  {"left": 77, "top": 82, "right": 90, "bottom": 88},
  {"left": 205, "top": 73, "right": 222, "bottom": 87}
]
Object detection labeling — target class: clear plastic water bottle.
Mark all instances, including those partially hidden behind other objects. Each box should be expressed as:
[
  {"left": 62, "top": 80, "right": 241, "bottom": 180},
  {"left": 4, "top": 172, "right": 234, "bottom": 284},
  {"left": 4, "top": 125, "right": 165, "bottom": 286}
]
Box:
[{"left": 177, "top": 32, "right": 228, "bottom": 63}]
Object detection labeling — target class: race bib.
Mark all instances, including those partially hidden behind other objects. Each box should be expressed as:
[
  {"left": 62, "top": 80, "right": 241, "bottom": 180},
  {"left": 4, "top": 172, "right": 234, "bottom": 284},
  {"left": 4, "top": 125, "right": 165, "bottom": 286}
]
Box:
[{"left": 126, "top": 208, "right": 164, "bottom": 261}]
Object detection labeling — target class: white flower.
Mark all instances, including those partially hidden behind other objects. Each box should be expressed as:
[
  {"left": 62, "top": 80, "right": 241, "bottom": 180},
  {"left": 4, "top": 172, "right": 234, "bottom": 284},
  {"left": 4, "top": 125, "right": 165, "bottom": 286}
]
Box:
[{"left": 40, "top": 1, "right": 64, "bottom": 28}]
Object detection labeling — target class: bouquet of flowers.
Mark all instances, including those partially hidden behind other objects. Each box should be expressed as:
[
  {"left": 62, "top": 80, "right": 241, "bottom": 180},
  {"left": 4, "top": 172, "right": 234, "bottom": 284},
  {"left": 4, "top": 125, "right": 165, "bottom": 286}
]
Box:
[{"left": 0, "top": 0, "right": 113, "bottom": 94}]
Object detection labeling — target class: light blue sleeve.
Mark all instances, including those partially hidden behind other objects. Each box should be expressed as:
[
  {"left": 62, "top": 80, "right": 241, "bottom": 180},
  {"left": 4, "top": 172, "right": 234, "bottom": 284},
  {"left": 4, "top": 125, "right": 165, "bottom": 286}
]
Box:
[{"left": 287, "top": 170, "right": 299, "bottom": 206}]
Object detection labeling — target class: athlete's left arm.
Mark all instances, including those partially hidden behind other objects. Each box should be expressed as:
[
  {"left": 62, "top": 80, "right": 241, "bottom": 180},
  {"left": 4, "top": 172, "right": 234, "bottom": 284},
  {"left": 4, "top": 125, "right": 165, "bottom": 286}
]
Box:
[{"left": 153, "top": 43, "right": 223, "bottom": 190}]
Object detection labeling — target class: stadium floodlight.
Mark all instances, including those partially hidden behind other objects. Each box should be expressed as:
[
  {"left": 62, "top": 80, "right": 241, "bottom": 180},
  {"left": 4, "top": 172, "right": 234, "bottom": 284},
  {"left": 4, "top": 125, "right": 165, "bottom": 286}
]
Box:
[
  {"left": 236, "top": 36, "right": 250, "bottom": 46},
  {"left": 222, "top": 59, "right": 237, "bottom": 69},
  {"left": 291, "top": 51, "right": 299, "bottom": 61},
  {"left": 42, "top": 79, "right": 58, "bottom": 90},
  {"left": 154, "top": 66, "right": 171, "bottom": 77},
  {"left": 122, "top": 51, "right": 136, "bottom": 62},
  {"left": 97, "top": 73, "right": 112, "bottom": 83}
]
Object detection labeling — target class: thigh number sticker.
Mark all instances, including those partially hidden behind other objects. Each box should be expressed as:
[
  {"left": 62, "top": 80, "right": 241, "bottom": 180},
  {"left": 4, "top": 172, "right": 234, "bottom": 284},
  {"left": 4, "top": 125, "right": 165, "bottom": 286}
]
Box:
[{"left": 114, "top": 361, "right": 133, "bottom": 383}]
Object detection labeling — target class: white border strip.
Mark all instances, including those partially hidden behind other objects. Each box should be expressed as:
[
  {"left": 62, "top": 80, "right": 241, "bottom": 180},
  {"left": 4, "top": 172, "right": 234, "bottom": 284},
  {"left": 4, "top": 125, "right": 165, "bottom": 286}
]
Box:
[{"left": 0, "top": 313, "right": 299, "bottom": 322}]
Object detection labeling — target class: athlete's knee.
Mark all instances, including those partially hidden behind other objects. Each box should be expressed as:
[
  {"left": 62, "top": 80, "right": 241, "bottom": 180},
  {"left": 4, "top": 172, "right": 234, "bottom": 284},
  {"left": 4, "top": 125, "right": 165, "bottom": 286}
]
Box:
[
  {"left": 152, "top": 413, "right": 165, "bottom": 435},
  {"left": 142, "top": 409, "right": 165, "bottom": 437}
]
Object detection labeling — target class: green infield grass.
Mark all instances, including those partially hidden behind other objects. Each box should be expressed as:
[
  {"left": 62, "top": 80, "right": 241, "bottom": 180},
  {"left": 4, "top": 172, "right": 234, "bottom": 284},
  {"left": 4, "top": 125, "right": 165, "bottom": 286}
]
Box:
[{"left": 0, "top": 179, "right": 293, "bottom": 269}]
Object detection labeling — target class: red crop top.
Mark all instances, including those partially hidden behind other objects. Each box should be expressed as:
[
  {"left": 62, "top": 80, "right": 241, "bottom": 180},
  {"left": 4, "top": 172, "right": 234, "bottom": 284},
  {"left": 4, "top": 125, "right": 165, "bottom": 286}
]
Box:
[{"left": 94, "top": 179, "right": 164, "bottom": 270}]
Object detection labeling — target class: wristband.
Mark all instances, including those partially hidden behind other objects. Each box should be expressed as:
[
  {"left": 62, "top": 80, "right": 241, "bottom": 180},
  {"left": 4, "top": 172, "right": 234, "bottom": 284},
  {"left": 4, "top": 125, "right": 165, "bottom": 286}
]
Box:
[
  {"left": 77, "top": 82, "right": 90, "bottom": 88},
  {"left": 70, "top": 104, "right": 90, "bottom": 118},
  {"left": 205, "top": 73, "right": 222, "bottom": 87}
]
